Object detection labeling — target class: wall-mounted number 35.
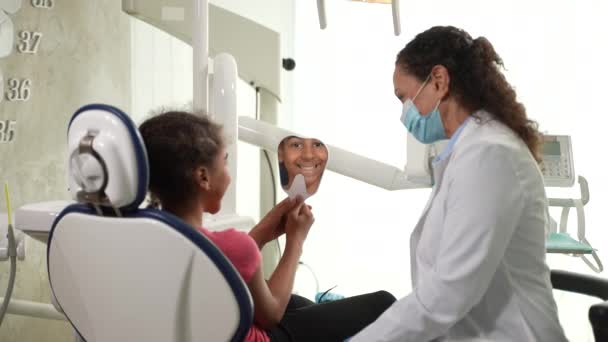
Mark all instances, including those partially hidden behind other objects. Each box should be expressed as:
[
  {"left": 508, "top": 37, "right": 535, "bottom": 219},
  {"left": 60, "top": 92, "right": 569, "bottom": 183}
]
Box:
[{"left": 0, "top": 120, "right": 17, "bottom": 143}]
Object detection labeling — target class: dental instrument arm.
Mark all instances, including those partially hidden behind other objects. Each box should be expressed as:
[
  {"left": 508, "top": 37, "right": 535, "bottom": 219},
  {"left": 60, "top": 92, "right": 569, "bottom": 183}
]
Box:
[
  {"left": 0, "top": 223, "right": 16, "bottom": 327},
  {"left": 392, "top": 0, "right": 401, "bottom": 36},
  {"left": 317, "top": 0, "right": 327, "bottom": 29},
  {"left": 0, "top": 184, "right": 17, "bottom": 327}
]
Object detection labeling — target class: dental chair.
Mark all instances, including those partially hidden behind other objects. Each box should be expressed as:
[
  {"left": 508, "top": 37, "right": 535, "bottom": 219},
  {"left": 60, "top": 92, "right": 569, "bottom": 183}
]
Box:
[
  {"left": 47, "top": 104, "right": 253, "bottom": 341},
  {"left": 551, "top": 270, "right": 608, "bottom": 341}
]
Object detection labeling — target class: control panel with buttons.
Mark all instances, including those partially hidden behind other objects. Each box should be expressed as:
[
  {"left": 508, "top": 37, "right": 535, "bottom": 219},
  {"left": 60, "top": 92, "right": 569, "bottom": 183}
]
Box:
[{"left": 540, "top": 135, "right": 575, "bottom": 187}]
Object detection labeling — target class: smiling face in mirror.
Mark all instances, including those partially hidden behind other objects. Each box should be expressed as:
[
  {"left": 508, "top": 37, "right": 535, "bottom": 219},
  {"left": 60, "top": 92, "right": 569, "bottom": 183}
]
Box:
[{"left": 278, "top": 136, "right": 329, "bottom": 199}]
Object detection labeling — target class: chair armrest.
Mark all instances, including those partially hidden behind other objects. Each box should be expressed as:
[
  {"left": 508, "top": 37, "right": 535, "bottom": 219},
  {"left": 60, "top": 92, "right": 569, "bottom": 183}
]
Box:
[
  {"left": 590, "top": 301, "right": 608, "bottom": 342},
  {"left": 551, "top": 270, "right": 608, "bottom": 300}
]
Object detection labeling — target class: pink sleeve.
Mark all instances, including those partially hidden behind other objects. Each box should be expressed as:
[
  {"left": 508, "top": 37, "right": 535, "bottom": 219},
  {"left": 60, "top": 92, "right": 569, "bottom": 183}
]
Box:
[{"left": 198, "top": 227, "right": 261, "bottom": 283}]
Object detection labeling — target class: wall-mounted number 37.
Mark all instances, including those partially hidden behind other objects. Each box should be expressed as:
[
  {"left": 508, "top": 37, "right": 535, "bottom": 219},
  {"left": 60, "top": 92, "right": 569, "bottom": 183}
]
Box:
[{"left": 17, "top": 31, "right": 42, "bottom": 54}]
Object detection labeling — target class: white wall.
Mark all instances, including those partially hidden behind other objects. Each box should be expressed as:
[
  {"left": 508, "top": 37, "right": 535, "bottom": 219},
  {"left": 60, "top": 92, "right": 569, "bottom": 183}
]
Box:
[{"left": 292, "top": 1, "right": 608, "bottom": 341}]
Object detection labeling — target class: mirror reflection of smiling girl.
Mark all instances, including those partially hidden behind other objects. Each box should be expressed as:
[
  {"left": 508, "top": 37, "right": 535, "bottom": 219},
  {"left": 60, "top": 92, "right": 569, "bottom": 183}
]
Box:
[{"left": 279, "top": 136, "right": 328, "bottom": 196}]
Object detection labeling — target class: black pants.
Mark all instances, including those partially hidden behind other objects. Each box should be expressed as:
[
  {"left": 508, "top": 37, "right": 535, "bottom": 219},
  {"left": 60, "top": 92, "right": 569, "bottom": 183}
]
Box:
[{"left": 267, "top": 291, "right": 396, "bottom": 342}]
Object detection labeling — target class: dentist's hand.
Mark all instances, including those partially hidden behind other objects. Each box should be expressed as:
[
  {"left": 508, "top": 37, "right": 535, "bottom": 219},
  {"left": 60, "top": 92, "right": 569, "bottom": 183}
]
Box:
[
  {"left": 250, "top": 197, "right": 301, "bottom": 248},
  {"left": 285, "top": 197, "right": 314, "bottom": 248}
]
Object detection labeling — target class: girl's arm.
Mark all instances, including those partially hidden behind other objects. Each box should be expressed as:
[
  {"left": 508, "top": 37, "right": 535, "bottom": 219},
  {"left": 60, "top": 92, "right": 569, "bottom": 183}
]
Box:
[
  {"left": 247, "top": 239, "right": 303, "bottom": 329},
  {"left": 246, "top": 202, "right": 314, "bottom": 329}
]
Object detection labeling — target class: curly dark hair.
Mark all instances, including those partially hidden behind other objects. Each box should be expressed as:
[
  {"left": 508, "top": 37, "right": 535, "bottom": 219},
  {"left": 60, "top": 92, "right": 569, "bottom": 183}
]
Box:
[
  {"left": 139, "top": 111, "right": 224, "bottom": 206},
  {"left": 396, "top": 26, "right": 542, "bottom": 162}
]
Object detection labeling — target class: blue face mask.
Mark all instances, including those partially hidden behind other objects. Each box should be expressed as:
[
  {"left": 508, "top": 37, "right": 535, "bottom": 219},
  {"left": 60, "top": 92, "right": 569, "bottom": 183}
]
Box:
[{"left": 399, "top": 75, "right": 446, "bottom": 144}]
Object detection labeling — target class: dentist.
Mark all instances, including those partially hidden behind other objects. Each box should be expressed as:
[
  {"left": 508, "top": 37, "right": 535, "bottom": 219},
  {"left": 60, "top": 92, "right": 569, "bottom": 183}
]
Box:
[{"left": 350, "top": 26, "right": 567, "bottom": 341}]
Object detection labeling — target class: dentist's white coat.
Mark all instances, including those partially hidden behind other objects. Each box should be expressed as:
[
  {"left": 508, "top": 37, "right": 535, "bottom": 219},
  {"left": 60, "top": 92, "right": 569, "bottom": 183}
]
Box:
[{"left": 352, "top": 111, "right": 567, "bottom": 342}]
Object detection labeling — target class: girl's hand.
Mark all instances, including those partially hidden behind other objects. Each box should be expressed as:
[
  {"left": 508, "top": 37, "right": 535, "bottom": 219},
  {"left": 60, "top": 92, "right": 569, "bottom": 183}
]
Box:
[
  {"left": 285, "top": 198, "right": 315, "bottom": 247},
  {"left": 250, "top": 197, "right": 301, "bottom": 248}
]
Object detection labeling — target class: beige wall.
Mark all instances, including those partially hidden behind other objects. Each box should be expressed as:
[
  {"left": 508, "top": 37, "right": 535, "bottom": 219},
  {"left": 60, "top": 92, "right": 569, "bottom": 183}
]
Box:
[{"left": 0, "top": 0, "right": 130, "bottom": 340}]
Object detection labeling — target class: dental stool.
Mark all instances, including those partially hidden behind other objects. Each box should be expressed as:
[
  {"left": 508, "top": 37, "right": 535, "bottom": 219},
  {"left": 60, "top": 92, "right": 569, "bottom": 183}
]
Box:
[
  {"left": 551, "top": 270, "right": 608, "bottom": 341},
  {"left": 47, "top": 104, "right": 252, "bottom": 342}
]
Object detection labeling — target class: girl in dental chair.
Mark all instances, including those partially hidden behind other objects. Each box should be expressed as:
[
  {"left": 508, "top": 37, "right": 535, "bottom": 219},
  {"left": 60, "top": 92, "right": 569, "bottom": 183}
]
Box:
[{"left": 139, "top": 111, "right": 395, "bottom": 342}]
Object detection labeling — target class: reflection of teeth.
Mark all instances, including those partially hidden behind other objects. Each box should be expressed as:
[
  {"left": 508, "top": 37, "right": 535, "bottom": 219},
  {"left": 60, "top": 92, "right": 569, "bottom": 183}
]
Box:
[{"left": 298, "top": 164, "right": 320, "bottom": 169}]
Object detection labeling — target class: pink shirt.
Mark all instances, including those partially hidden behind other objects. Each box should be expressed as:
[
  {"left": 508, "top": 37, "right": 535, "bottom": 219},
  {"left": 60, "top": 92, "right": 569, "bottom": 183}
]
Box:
[{"left": 198, "top": 227, "right": 270, "bottom": 342}]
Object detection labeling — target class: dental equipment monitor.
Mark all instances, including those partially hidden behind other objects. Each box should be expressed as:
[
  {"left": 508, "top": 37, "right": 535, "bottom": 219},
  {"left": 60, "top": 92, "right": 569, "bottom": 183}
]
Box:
[{"left": 541, "top": 135, "right": 575, "bottom": 187}]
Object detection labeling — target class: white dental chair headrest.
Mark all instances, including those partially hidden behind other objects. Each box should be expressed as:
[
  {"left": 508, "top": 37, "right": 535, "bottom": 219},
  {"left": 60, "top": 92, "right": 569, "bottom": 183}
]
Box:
[{"left": 67, "top": 104, "right": 148, "bottom": 213}]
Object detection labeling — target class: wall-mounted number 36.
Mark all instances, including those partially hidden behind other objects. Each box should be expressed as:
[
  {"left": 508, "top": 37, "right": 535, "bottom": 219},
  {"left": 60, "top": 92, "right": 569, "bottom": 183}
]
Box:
[{"left": 6, "top": 79, "right": 31, "bottom": 101}]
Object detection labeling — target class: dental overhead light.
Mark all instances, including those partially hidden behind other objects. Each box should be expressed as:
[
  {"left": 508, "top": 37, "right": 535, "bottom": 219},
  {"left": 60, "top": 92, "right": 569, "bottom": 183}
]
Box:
[
  {"left": 351, "top": 0, "right": 392, "bottom": 3},
  {"left": 316, "top": 0, "right": 401, "bottom": 36}
]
